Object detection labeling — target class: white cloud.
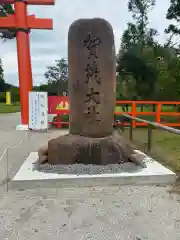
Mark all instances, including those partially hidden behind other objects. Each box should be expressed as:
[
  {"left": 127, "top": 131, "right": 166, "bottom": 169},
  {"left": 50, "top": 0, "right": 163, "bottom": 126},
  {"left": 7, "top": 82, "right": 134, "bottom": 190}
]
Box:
[{"left": 0, "top": 0, "right": 172, "bottom": 86}]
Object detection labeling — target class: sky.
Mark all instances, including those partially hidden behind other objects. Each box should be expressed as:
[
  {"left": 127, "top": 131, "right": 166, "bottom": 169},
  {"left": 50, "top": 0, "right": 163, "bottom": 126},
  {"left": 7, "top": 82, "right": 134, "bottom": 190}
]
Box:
[{"left": 0, "top": 0, "right": 172, "bottom": 86}]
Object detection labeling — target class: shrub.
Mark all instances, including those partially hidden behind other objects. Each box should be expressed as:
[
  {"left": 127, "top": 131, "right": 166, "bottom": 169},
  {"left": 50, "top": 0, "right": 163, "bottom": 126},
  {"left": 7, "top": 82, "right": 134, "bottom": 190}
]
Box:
[{"left": 0, "top": 92, "right": 6, "bottom": 103}]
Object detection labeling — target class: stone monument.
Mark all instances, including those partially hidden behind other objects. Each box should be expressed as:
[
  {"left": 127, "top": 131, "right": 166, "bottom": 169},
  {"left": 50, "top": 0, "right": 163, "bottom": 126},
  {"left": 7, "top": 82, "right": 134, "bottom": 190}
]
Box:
[{"left": 38, "top": 18, "right": 143, "bottom": 167}]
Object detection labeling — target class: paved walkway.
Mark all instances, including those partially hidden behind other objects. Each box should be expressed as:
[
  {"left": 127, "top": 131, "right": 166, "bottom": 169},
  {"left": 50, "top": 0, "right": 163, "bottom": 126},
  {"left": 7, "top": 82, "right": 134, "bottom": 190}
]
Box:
[
  {"left": 0, "top": 113, "right": 65, "bottom": 193},
  {"left": 0, "top": 113, "right": 180, "bottom": 239}
]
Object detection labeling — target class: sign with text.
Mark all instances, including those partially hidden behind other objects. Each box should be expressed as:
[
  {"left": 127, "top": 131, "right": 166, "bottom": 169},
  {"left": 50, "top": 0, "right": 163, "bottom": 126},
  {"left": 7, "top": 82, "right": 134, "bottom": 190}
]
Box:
[
  {"left": 48, "top": 96, "right": 69, "bottom": 115},
  {"left": 29, "top": 92, "right": 48, "bottom": 130}
]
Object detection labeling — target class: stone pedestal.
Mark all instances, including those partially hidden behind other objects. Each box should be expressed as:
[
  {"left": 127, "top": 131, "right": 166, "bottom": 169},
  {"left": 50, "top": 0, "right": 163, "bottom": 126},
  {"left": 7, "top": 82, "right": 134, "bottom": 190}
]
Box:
[
  {"left": 38, "top": 18, "right": 142, "bottom": 167},
  {"left": 47, "top": 131, "right": 134, "bottom": 165}
]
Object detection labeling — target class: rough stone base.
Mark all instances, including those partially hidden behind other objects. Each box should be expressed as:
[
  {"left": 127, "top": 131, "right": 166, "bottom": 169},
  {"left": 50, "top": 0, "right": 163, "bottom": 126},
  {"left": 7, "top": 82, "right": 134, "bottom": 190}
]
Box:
[{"left": 39, "top": 131, "right": 143, "bottom": 166}]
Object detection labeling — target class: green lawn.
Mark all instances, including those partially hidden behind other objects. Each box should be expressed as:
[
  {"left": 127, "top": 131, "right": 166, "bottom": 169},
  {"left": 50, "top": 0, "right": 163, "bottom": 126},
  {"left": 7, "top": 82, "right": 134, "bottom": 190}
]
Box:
[
  {"left": 0, "top": 102, "right": 20, "bottom": 114},
  {"left": 121, "top": 128, "right": 180, "bottom": 174},
  {"left": 115, "top": 104, "right": 178, "bottom": 113}
]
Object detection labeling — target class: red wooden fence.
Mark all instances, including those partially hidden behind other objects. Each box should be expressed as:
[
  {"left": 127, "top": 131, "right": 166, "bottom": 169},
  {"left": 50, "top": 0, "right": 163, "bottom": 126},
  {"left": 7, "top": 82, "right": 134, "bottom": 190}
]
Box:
[{"left": 48, "top": 96, "right": 180, "bottom": 128}]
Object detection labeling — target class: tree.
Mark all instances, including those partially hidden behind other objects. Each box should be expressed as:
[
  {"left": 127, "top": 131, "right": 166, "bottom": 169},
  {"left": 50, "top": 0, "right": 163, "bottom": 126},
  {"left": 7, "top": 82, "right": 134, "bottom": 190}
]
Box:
[
  {"left": 166, "top": 0, "right": 180, "bottom": 37},
  {"left": 117, "top": 0, "right": 158, "bottom": 100},
  {"left": 116, "top": 0, "right": 180, "bottom": 102},
  {"left": 117, "top": 46, "right": 158, "bottom": 99},
  {"left": 156, "top": 55, "right": 180, "bottom": 100},
  {"left": 0, "top": 4, "right": 16, "bottom": 41},
  {"left": 44, "top": 58, "right": 68, "bottom": 95},
  {"left": 127, "top": 0, "right": 157, "bottom": 49},
  {"left": 120, "top": 0, "right": 158, "bottom": 52},
  {"left": 0, "top": 58, "right": 5, "bottom": 92},
  {"left": 0, "top": 5, "right": 15, "bottom": 94}
]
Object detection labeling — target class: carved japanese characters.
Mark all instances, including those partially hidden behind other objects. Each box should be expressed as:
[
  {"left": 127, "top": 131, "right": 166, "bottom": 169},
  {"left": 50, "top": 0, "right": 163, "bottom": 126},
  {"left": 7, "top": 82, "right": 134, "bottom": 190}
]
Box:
[
  {"left": 68, "top": 18, "right": 116, "bottom": 138},
  {"left": 38, "top": 18, "right": 143, "bottom": 167}
]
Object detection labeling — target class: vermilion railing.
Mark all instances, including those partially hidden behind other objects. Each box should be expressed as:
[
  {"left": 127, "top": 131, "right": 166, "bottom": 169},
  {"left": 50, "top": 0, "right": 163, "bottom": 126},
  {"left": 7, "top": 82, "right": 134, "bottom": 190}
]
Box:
[
  {"left": 48, "top": 96, "right": 180, "bottom": 128},
  {"left": 116, "top": 100, "right": 180, "bottom": 128}
]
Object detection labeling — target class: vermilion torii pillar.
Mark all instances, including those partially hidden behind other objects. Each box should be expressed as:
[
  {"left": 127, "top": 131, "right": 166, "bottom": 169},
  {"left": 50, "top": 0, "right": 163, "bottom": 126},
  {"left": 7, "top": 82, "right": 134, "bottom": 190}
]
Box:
[{"left": 0, "top": 0, "right": 54, "bottom": 129}]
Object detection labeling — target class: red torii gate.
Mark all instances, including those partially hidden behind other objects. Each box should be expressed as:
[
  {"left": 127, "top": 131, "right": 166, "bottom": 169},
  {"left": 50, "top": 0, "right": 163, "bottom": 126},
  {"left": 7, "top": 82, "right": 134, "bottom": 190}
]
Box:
[{"left": 0, "top": 0, "right": 54, "bottom": 129}]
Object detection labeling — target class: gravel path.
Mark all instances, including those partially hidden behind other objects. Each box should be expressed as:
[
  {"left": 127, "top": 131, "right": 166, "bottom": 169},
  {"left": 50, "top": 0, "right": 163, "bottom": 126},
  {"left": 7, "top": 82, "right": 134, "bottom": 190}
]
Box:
[
  {"left": 0, "top": 113, "right": 66, "bottom": 195},
  {"left": 0, "top": 113, "right": 180, "bottom": 239},
  {"left": 0, "top": 186, "right": 180, "bottom": 240}
]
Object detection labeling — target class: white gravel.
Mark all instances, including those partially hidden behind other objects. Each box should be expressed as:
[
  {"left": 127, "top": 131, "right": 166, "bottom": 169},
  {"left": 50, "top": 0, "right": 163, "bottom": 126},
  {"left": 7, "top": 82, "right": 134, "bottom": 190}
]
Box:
[
  {"left": 0, "top": 185, "right": 180, "bottom": 240},
  {"left": 36, "top": 162, "right": 140, "bottom": 175},
  {"left": 0, "top": 113, "right": 180, "bottom": 239}
]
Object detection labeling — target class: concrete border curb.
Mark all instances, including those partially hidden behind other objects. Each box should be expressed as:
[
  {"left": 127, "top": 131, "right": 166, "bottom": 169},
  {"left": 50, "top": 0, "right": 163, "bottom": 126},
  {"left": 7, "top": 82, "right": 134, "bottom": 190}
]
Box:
[{"left": 11, "top": 150, "right": 176, "bottom": 189}]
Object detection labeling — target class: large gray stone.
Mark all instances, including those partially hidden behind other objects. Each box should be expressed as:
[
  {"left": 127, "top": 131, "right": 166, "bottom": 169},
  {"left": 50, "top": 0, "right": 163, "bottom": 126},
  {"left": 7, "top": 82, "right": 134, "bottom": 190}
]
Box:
[
  {"left": 68, "top": 18, "right": 116, "bottom": 138},
  {"left": 39, "top": 18, "right": 139, "bottom": 166},
  {"left": 47, "top": 131, "right": 135, "bottom": 165}
]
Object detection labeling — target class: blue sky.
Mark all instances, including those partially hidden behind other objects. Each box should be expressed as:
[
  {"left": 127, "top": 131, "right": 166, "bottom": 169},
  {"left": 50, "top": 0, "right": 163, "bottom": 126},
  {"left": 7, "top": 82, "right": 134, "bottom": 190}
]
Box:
[{"left": 1, "top": 0, "right": 172, "bottom": 86}]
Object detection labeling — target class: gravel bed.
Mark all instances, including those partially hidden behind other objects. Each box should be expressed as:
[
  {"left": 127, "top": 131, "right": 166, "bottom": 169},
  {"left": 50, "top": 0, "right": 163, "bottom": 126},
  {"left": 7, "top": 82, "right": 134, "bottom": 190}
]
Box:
[
  {"left": 34, "top": 162, "right": 141, "bottom": 175},
  {"left": 0, "top": 186, "right": 180, "bottom": 240}
]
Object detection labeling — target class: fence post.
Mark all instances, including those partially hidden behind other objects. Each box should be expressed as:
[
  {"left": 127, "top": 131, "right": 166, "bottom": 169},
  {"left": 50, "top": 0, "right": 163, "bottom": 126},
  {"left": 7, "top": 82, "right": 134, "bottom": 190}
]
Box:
[
  {"left": 56, "top": 114, "right": 62, "bottom": 129},
  {"left": 147, "top": 124, "right": 153, "bottom": 152},
  {"left": 6, "top": 147, "right": 9, "bottom": 192},
  {"left": 132, "top": 101, "right": 136, "bottom": 128},
  {"left": 156, "top": 103, "right": 161, "bottom": 124},
  {"left": 129, "top": 119, "right": 133, "bottom": 141}
]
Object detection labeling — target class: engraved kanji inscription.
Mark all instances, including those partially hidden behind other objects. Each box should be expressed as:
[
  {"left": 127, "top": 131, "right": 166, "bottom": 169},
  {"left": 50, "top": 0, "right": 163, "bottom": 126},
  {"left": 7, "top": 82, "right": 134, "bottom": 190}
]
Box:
[
  {"left": 81, "top": 31, "right": 102, "bottom": 122},
  {"left": 83, "top": 32, "right": 101, "bottom": 50},
  {"left": 84, "top": 88, "right": 100, "bottom": 104},
  {"left": 85, "top": 62, "right": 100, "bottom": 84},
  {"left": 84, "top": 105, "right": 101, "bottom": 122},
  {"left": 84, "top": 87, "right": 101, "bottom": 122},
  {"left": 83, "top": 32, "right": 101, "bottom": 59}
]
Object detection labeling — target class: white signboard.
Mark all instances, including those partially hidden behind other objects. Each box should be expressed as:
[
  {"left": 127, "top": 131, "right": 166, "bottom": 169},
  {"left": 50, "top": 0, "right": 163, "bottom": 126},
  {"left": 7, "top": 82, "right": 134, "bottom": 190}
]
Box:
[{"left": 29, "top": 92, "right": 48, "bottom": 130}]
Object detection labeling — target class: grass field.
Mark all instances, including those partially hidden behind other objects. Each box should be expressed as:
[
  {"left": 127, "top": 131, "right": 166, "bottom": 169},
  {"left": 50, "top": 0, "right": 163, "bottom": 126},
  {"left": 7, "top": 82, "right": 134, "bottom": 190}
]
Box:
[
  {"left": 0, "top": 102, "right": 20, "bottom": 114},
  {"left": 121, "top": 128, "right": 180, "bottom": 174},
  {"left": 115, "top": 104, "right": 177, "bottom": 112}
]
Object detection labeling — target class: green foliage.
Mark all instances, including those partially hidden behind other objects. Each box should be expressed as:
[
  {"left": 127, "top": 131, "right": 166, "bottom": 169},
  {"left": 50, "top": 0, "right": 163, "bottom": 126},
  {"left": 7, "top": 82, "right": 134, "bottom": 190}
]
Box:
[
  {"left": 0, "top": 88, "right": 20, "bottom": 103},
  {"left": 0, "top": 91, "right": 5, "bottom": 102},
  {"left": 0, "top": 4, "right": 16, "bottom": 41},
  {"left": 116, "top": 0, "right": 180, "bottom": 101},
  {"left": 127, "top": 0, "right": 157, "bottom": 48},
  {"left": 0, "top": 58, "right": 5, "bottom": 92},
  {"left": 117, "top": 46, "right": 158, "bottom": 99},
  {"left": 152, "top": 47, "right": 180, "bottom": 100},
  {"left": 0, "top": 4, "right": 14, "bottom": 14},
  {"left": 0, "top": 59, "right": 20, "bottom": 102},
  {"left": 44, "top": 58, "right": 68, "bottom": 95},
  {"left": 117, "top": 0, "right": 159, "bottom": 100},
  {"left": 166, "top": 0, "right": 180, "bottom": 35},
  {"left": 10, "top": 87, "right": 20, "bottom": 102}
]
